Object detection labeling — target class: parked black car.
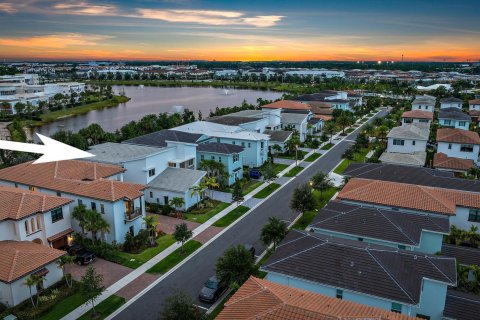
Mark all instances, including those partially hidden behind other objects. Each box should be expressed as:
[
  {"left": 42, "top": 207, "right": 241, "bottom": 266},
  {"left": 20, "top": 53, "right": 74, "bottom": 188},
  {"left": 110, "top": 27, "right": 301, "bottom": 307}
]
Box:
[
  {"left": 66, "top": 244, "right": 96, "bottom": 265},
  {"left": 198, "top": 276, "right": 226, "bottom": 303},
  {"left": 244, "top": 244, "right": 256, "bottom": 258}
]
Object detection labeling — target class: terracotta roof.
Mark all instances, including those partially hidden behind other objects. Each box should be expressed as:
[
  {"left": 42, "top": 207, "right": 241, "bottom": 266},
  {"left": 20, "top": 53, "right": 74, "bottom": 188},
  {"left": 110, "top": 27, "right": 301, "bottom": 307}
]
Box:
[
  {"left": 469, "top": 99, "right": 480, "bottom": 105},
  {"left": 314, "top": 114, "right": 333, "bottom": 121},
  {"left": 469, "top": 110, "right": 480, "bottom": 117},
  {"left": 0, "top": 160, "right": 144, "bottom": 202},
  {"left": 433, "top": 153, "right": 474, "bottom": 172},
  {"left": 47, "top": 227, "right": 74, "bottom": 242},
  {"left": 437, "top": 128, "right": 480, "bottom": 145},
  {"left": 0, "top": 185, "right": 73, "bottom": 222},
  {"left": 0, "top": 241, "right": 65, "bottom": 283},
  {"left": 401, "top": 110, "right": 433, "bottom": 119},
  {"left": 217, "top": 276, "right": 417, "bottom": 320},
  {"left": 338, "top": 178, "right": 480, "bottom": 215},
  {"left": 262, "top": 100, "right": 310, "bottom": 110}
]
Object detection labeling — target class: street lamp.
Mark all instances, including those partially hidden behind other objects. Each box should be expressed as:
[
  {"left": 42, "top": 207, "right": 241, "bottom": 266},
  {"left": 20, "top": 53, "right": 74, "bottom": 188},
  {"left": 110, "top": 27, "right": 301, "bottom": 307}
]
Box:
[{"left": 295, "top": 145, "right": 299, "bottom": 166}]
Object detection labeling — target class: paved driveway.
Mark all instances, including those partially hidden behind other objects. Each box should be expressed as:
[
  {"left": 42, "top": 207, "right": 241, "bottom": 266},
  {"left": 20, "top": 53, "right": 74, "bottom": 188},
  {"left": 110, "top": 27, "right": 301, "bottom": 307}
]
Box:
[
  {"left": 67, "top": 258, "right": 131, "bottom": 288},
  {"left": 150, "top": 214, "right": 200, "bottom": 234},
  {"left": 113, "top": 110, "right": 388, "bottom": 319}
]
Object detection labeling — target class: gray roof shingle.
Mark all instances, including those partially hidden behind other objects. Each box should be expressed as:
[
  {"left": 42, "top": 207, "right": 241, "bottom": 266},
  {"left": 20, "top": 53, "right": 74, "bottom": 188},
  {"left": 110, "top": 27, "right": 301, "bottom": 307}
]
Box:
[
  {"left": 343, "top": 163, "right": 480, "bottom": 193},
  {"left": 444, "top": 289, "right": 480, "bottom": 320},
  {"left": 197, "top": 142, "right": 244, "bottom": 154},
  {"left": 87, "top": 142, "right": 166, "bottom": 164},
  {"left": 441, "top": 97, "right": 464, "bottom": 103},
  {"left": 123, "top": 129, "right": 206, "bottom": 148},
  {"left": 147, "top": 167, "right": 206, "bottom": 193},
  {"left": 207, "top": 116, "right": 260, "bottom": 126},
  {"left": 262, "top": 230, "right": 456, "bottom": 305},
  {"left": 264, "top": 130, "right": 292, "bottom": 143},
  {"left": 442, "top": 244, "right": 480, "bottom": 266},
  {"left": 387, "top": 123, "right": 429, "bottom": 140},
  {"left": 439, "top": 108, "right": 471, "bottom": 121},
  {"left": 310, "top": 201, "right": 449, "bottom": 246}
]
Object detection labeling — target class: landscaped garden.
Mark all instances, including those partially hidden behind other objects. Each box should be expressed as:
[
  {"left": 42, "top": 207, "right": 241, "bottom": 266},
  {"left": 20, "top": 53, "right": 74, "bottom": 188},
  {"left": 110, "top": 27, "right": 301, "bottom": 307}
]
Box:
[
  {"left": 116, "top": 234, "right": 176, "bottom": 269},
  {"left": 184, "top": 200, "right": 230, "bottom": 223}
]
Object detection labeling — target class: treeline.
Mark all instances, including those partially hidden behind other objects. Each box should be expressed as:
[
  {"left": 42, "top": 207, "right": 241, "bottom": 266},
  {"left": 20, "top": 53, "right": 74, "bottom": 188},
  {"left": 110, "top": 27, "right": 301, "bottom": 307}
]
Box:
[
  {"left": 208, "top": 97, "right": 274, "bottom": 117},
  {"left": 50, "top": 109, "right": 196, "bottom": 150},
  {"left": 0, "top": 66, "right": 18, "bottom": 76}
]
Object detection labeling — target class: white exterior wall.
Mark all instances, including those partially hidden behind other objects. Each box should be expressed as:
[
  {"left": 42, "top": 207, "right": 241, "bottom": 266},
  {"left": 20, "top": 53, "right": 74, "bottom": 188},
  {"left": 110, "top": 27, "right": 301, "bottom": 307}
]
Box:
[
  {"left": 120, "top": 147, "right": 176, "bottom": 184},
  {"left": 469, "top": 103, "right": 480, "bottom": 111},
  {"left": 239, "top": 118, "right": 269, "bottom": 133},
  {"left": 437, "top": 142, "right": 479, "bottom": 162},
  {"left": 441, "top": 102, "right": 462, "bottom": 109},
  {"left": 451, "top": 207, "right": 480, "bottom": 231},
  {"left": 216, "top": 137, "right": 267, "bottom": 167},
  {"left": 166, "top": 141, "right": 197, "bottom": 167},
  {"left": 0, "top": 261, "right": 63, "bottom": 307},
  {"left": 412, "top": 104, "right": 434, "bottom": 112},
  {"left": 146, "top": 187, "right": 197, "bottom": 211},
  {"left": 386, "top": 137, "right": 427, "bottom": 153},
  {"left": 401, "top": 118, "right": 432, "bottom": 126}
]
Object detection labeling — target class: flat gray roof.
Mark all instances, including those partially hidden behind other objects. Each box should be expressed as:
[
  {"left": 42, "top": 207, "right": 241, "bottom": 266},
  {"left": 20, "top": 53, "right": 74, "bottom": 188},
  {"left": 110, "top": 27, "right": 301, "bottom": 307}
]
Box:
[
  {"left": 148, "top": 167, "right": 206, "bottom": 193},
  {"left": 88, "top": 142, "right": 167, "bottom": 164}
]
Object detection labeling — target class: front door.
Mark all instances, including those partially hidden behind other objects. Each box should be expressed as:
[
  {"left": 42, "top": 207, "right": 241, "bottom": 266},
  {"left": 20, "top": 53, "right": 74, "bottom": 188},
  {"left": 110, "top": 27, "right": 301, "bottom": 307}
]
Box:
[{"left": 164, "top": 196, "right": 169, "bottom": 205}]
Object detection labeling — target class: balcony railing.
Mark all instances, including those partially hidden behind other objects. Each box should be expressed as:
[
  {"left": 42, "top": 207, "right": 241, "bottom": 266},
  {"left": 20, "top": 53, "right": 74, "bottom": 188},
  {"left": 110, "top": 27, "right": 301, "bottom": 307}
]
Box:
[{"left": 125, "top": 208, "right": 142, "bottom": 222}]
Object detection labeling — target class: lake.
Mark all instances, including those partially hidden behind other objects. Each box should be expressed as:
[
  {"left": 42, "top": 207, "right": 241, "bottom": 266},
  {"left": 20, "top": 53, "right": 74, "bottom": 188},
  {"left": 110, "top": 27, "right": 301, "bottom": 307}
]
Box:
[{"left": 34, "top": 86, "right": 284, "bottom": 136}]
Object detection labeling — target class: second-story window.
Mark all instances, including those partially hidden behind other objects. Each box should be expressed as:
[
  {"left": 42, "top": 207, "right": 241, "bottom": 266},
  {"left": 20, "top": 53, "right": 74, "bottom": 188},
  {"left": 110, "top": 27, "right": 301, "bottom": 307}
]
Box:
[
  {"left": 51, "top": 208, "right": 64, "bottom": 223},
  {"left": 233, "top": 154, "right": 239, "bottom": 163},
  {"left": 391, "top": 302, "right": 402, "bottom": 313},
  {"left": 393, "top": 139, "right": 404, "bottom": 146},
  {"left": 91, "top": 202, "right": 97, "bottom": 211},
  {"left": 148, "top": 168, "right": 156, "bottom": 177},
  {"left": 100, "top": 204, "right": 105, "bottom": 214},
  {"left": 460, "top": 144, "right": 474, "bottom": 152},
  {"left": 468, "top": 209, "right": 480, "bottom": 222},
  {"left": 335, "top": 289, "right": 343, "bottom": 299}
]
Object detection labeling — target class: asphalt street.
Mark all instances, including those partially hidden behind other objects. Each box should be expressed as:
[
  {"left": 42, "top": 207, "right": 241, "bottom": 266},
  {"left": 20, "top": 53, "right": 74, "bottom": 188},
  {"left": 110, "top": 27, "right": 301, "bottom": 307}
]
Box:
[{"left": 113, "top": 109, "right": 388, "bottom": 319}]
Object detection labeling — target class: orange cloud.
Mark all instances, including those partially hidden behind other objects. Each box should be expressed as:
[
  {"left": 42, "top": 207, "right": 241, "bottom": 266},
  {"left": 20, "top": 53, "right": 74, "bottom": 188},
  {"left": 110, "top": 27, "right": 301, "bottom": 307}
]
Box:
[
  {"left": 0, "top": 3, "right": 16, "bottom": 13},
  {"left": 53, "top": 1, "right": 118, "bottom": 16},
  {"left": 0, "top": 33, "right": 111, "bottom": 48}
]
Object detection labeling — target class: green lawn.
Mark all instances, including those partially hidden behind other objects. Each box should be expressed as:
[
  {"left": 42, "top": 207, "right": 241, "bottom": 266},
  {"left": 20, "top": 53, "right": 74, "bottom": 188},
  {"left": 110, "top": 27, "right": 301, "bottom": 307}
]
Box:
[
  {"left": 346, "top": 127, "right": 355, "bottom": 133},
  {"left": 320, "top": 143, "right": 333, "bottom": 150},
  {"left": 39, "top": 292, "right": 88, "bottom": 320},
  {"left": 241, "top": 180, "right": 263, "bottom": 195},
  {"left": 116, "top": 234, "right": 176, "bottom": 269},
  {"left": 184, "top": 201, "right": 230, "bottom": 223},
  {"left": 147, "top": 240, "right": 202, "bottom": 274},
  {"left": 333, "top": 148, "right": 370, "bottom": 175},
  {"left": 304, "top": 153, "right": 321, "bottom": 162},
  {"left": 275, "top": 150, "right": 307, "bottom": 160},
  {"left": 284, "top": 166, "right": 304, "bottom": 177},
  {"left": 292, "top": 188, "right": 337, "bottom": 230},
  {"left": 253, "top": 183, "right": 281, "bottom": 199},
  {"left": 78, "top": 295, "right": 125, "bottom": 320},
  {"left": 270, "top": 163, "right": 289, "bottom": 174},
  {"left": 212, "top": 206, "right": 250, "bottom": 227}
]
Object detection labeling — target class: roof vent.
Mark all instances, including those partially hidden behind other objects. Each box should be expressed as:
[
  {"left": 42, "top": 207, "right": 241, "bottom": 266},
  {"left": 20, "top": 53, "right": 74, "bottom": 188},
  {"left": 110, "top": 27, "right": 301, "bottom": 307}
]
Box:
[
  {"left": 358, "top": 270, "right": 362, "bottom": 275},
  {"left": 350, "top": 261, "right": 355, "bottom": 267},
  {"left": 414, "top": 255, "right": 418, "bottom": 260}
]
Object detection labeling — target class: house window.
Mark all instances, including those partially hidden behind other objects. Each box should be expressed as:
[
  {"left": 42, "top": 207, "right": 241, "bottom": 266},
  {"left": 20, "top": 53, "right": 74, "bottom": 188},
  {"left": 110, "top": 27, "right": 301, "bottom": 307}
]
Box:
[
  {"left": 398, "top": 245, "right": 406, "bottom": 250},
  {"left": 217, "top": 138, "right": 220, "bottom": 143},
  {"left": 91, "top": 202, "right": 96, "bottom": 211},
  {"left": 358, "top": 237, "right": 363, "bottom": 242},
  {"left": 391, "top": 302, "right": 402, "bottom": 313},
  {"left": 416, "top": 314, "right": 430, "bottom": 320},
  {"left": 14, "top": 183, "right": 18, "bottom": 188},
  {"left": 218, "top": 157, "right": 222, "bottom": 163},
  {"left": 232, "top": 141, "right": 236, "bottom": 145},
  {"left": 448, "top": 143, "right": 452, "bottom": 150},
  {"left": 200, "top": 155, "right": 204, "bottom": 160},
  {"left": 412, "top": 140, "right": 416, "bottom": 146},
  {"left": 100, "top": 204, "right": 105, "bottom": 214},
  {"left": 164, "top": 196, "right": 169, "bottom": 204},
  {"left": 149, "top": 191, "right": 153, "bottom": 198},
  {"left": 233, "top": 154, "right": 239, "bottom": 163},
  {"left": 261, "top": 141, "right": 265, "bottom": 148},
  {"left": 248, "top": 143, "right": 251, "bottom": 148},
  {"left": 211, "top": 156, "right": 215, "bottom": 160},
  {"left": 51, "top": 208, "right": 64, "bottom": 223},
  {"left": 444, "top": 120, "right": 451, "bottom": 125},
  {"left": 393, "top": 139, "right": 404, "bottom": 146},
  {"left": 460, "top": 144, "right": 474, "bottom": 152},
  {"left": 168, "top": 162, "right": 176, "bottom": 167},
  {"left": 56, "top": 192, "right": 61, "bottom": 197},
  {"left": 25, "top": 220, "right": 29, "bottom": 234},
  {"left": 241, "top": 142, "right": 245, "bottom": 147},
  {"left": 468, "top": 209, "right": 480, "bottom": 222},
  {"left": 148, "top": 168, "right": 156, "bottom": 177},
  {"left": 29, "top": 186, "right": 36, "bottom": 192},
  {"left": 31, "top": 218, "right": 36, "bottom": 233},
  {"left": 459, "top": 121, "right": 466, "bottom": 127},
  {"left": 404, "top": 118, "right": 413, "bottom": 123},
  {"left": 336, "top": 289, "right": 343, "bottom": 299},
  {"left": 188, "top": 159, "right": 194, "bottom": 167},
  {"left": 78, "top": 199, "right": 83, "bottom": 206}
]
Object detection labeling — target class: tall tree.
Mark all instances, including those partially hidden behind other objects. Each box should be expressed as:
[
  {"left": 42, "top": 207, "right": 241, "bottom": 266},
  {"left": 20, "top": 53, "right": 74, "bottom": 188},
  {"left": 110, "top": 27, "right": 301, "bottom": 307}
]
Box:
[
  {"left": 311, "top": 172, "right": 334, "bottom": 200},
  {"left": 80, "top": 266, "right": 104, "bottom": 316},
  {"left": 173, "top": 223, "right": 192, "bottom": 254},
  {"left": 260, "top": 217, "right": 288, "bottom": 250},
  {"left": 216, "top": 245, "right": 255, "bottom": 288},
  {"left": 143, "top": 215, "right": 158, "bottom": 246},
  {"left": 261, "top": 162, "right": 278, "bottom": 183},
  {"left": 189, "top": 185, "right": 205, "bottom": 209},
  {"left": 290, "top": 183, "right": 316, "bottom": 220},
  {"left": 57, "top": 255, "right": 75, "bottom": 288},
  {"left": 160, "top": 291, "right": 205, "bottom": 320},
  {"left": 23, "top": 274, "right": 43, "bottom": 308},
  {"left": 169, "top": 197, "right": 185, "bottom": 212},
  {"left": 231, "top": 180, "right": 244, "bottom": 205}
]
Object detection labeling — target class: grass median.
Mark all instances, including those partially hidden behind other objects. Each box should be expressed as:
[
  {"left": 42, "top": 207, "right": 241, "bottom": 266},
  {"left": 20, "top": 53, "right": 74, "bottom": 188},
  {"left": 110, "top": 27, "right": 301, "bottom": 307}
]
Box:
[
  {"left": 213, "top": 205, "right": 249, "bottom": 228},
  {"left": 147, "top": 240, "right": 202, "bottom": 274},
  {"left": 78, "top": 295, "right": 125, "bottom": 320},
  {"left": 116, "top": 234, "right": 176, "bottom": 269},
  {"left": 253, "top": 183, "right": 280, "bottom": 199},
  {"left": 284, "top": 166, "right": 304, "bottom": 177},
  {"left": 184, "top": 201, "right": 230, "bottom": 224},
  {"left": 304, "top": 153, "right": 321, "bottom": 162}
]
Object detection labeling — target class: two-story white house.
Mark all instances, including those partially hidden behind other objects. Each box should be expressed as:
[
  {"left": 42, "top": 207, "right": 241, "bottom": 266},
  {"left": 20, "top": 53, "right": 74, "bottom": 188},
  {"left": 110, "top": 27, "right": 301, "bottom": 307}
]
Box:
[
  {"left": 411, "top": 95, "right": 436, "bottom": 112},
  {"left": 0, "top": 186, "right": 74, "bottom": 249},
  {"left": 438, "top": 108, "right": 471, "bottom": 130},
  {"left": 0, "top": 160, "right": 146, "bottom": 244},
  {"left": 401, "top": 110, "right": 433, "bottom": 126},
  {"left": 280, "top": 112, "right": 309, "bottom": 142},
  {"left": 440, "top": 97, "right": 463, "bottom": 110},
  {"left": 380, "top": 123, "right": 429, "bottom": 166},
  {"left": 437, "top": 128, "right": 480, "bottom": 164}
]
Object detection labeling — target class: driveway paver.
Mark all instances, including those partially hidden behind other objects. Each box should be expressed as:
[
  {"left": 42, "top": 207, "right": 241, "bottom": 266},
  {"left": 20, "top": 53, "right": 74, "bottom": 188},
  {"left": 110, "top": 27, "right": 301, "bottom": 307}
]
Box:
[
  {"left": 151, "top": 214, "right": 200, "bottom": 234},
  {"left": 67, "top": 258, "right": 132, "bottom": 288},
  {"left": 193, "top": 226, "right": 224, "bottom": 244},
  {"left": 116, "top": 273, "right": 160, "bottom": 301}
]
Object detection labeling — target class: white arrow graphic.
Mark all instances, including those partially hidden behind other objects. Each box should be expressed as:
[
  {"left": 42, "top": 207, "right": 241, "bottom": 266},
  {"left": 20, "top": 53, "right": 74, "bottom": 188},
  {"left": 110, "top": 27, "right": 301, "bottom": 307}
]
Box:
[{"left": 0, "top": 133, "right": 95, "bottom": 164}]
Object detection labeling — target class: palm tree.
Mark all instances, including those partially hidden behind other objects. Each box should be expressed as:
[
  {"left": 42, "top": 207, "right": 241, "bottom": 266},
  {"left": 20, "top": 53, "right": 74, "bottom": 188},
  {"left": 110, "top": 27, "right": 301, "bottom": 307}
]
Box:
[
  {"left": 57, "top": 255, "right": 75, "bottom": 287},
  {"left": 143, "top": 215, "right": 158, "bottom": 246},
  {"left": 23, "top": 274, "right": 43, "bottom": 308},
  {"left": 363, "top": 123, "right": 375, "bottom": 138},
  {"left": 204, "top": 176, "right": 220, "bottom": 198},
  {"left": 72, "top": 204, "right": 88, "bottom": 235},
  {"left": 169, "top": 197, "right": 185, "bottom": 212},
  {"left": 83, "top": 210, "right": 110, "bottom": 242},
  {"left": 189, "top": 185, "right": 204, "bottom": 209},
  {"left": 311, "top": 172, "right": 334, "bottom": 201}
]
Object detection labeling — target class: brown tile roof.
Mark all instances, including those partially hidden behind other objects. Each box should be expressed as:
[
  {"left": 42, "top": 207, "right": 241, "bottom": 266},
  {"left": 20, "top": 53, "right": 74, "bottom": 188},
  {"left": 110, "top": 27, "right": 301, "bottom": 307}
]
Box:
[
  {"left": 0, "top": 161, "right": 144, "bottom": 202},
  {"left": 217, "top": 276, "right": 417, "bottom": 320},
  {"left": 469, "top": 99, "right": 480, "bottom": 105},
  {"left": 0, "top": 241, "right": 65, "bottom": 283},
  {"left": 314, "top": 114, "right": 333, "bottom": 121},
  {"left": 469, "top": 110, "right": 480, "bottom": 117},
  {"left": 437, "top": 128, "right": 480, "bottom": 145},
  {"left": 47, "top": 227, "right": 74, "bottom": 242},
  {"left": 433, "top": 153, "right": 474, "bottom": 172},
  {"left": 262, "top": 100, "right": 310, "bottom": 110},
  {"left": 338, "top": 178, "right": 480, "bottom": 215},
  {"left": 0, "top": 185, "right": 73, "bottom": 222},
  {"left": 401, "top": 110, "right": 433, "bottom": 119}
]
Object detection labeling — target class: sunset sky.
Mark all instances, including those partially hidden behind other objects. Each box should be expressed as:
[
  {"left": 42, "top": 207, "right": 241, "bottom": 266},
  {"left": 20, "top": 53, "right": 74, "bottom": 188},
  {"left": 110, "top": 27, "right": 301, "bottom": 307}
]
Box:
[{"left": 0, "top": 0, "right": 479, "bottom": 62}]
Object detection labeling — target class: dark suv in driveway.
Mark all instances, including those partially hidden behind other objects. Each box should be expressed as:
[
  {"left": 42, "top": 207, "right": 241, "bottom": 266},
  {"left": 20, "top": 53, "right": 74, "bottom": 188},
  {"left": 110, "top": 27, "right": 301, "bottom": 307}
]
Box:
[
  {"left": 66, "top": 244, "right": 96, "bottom": 265},
  {"left": 198, "top": 276, "right": 226, "bottom": 303}
]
